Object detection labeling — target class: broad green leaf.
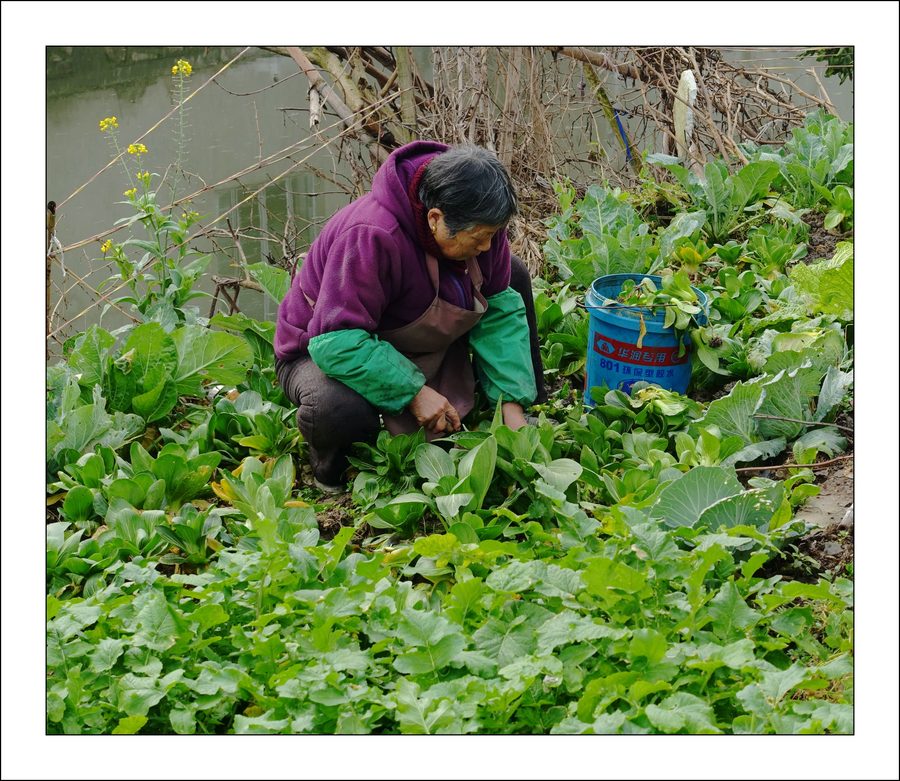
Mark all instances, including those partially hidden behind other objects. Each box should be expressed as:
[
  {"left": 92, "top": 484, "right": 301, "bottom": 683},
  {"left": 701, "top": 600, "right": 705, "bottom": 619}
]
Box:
[
  {"left": 702, "top": 161, "right": 732, "bottom": 239},
  {"left": 792, "top": 701, "right": 852, "bottom": 733},
  {"left": 54, "top": 386, "right": 144, "bottom": 458},
  {"left": 689, "top": 639, "right": 756, "bottom": 671},
  {"left": 122, "top": 322, "right": 178, "bottom": 391},
  {"left": 582, "top": 557, "right": 647, "bottom": 599},
  {"left": 112, "top": 715, "right": 147, "bottom": 734},
  {"left": 444, "top": 578, "right": 485, "bottom": 625},
  {"left": 658, "top": 210, "right": 706, "bottom": 261},
  {"left": 706, "top": 580, "right": 762, "bottom": 640},
  {"left": 629, "top": 522, "right": 682, "bottom": 562},
  {"left": 685, "top": 544, "right": 731, "bottom": 611},
  {"left": 774, "top": 580, "right": 850, "bottom": 607},
  {"left": 374, "top": 493, "right": 429, "bottom": 528},
  {"left": 393, "top": 634, "right": 466, "bottom": 675},
  {"left": 124, "top": 238, "right": 165, "bottom": 259},
  {"left": 131, "top": 375, "right": 178, "bottom": 422},
  {"left": 324, "top": 647, "right": 371, "bottom": 674},
  {"left": 815, "top": 366, "right": 853, "bottom": 422},
  {"left": 731, "top": 160, "right": 779, "bottom": 210},
  {"left": 651, "top": 466, "right": 743, "bottom": 528},
  {"left": 47, "top": 692, "right": 66, "bottom": 723},
  {"left": 55, "top": 396, "right": 111, "bottom": 454},
  {"left": 90, "top": 638, "right": 126, "bottom": 673},
  {"left": 413, "top": 533, "right": 460, "bottom": 561},
  {"left": 697, "top": 379, "right": 766, "bottom": 444},
  {"left": 172, "top": 325, "right": 254, "bottom": 396},
  {"left": 473, "top": 606, "right": 549, "bottom": 667},
  {"left": 485, "top": 560, "right": 543, "bottom": 593},
  {"left": 576, "top": 712, "right": 625, "bottom": 736},
  {"left": 534, "top": 478, "right": 566, "bottom": 504},
  {"left": 305, "top": 687, "right": 349, "bottom": 707},
  {"left": 46, "top": 523, "right": 82, "bottom": 568},
  {"left": 233, "top": 712, "right": 290, "bottom": 734},
  {"left": 169, "top": 708, "right": 197, "bottom": 734},
  {"left": 530, "top": 458, "right": 582, "bottom": 493},
  {"left": 62, "top": 486, "right": 94, "bottom": 522},
  {"left": 134, "top": 592, "right": 178, "bottom": 651},
  {"left": 72, "top": 451, "right": 107, "bottom": 488},
  {"left": 448, "top": 522, "right": 479, "bottom": 544},
  {"left": 697, "top": 485, "right": 784, "bottom": 531},
  {"left": 719, "top": 438, "right": 786, "bottom": 467},
  {"left": 769, "top": 607, "right": 814, "bottom": 638},
  {"left": 435, "top": 492, "right": 473, "bottom": 521},
  {"left": 789, "top": 242, "right": 853, "bottom": 318},
  {"left": 498, "top": 653, "right": 564, "bottom": 684},
  {"left": 455, "top": 651, "right": 497, "bottom": 677},
  {"left": 535, "top": 564, "right": 585, "bottom": 600},
  {"left": 646, "top": 692, "right": 721, "bottom": 734},
  {"left": 246, "top": 262, "right": 290, "bottom": 304},
  {"left": 494, "top": 424, "right": 541, "bottom": 461},
  {"left": 536, "top": 611, "right": 624, "bottom": 654},
  {"left": 757, "top": 365, "right": 826, "bottom": 440},
  {"left": 187, "top": 664, "right": 245, "bottom": 696},
  {"left": 129, "top": 441, "right": 155, "bottom": 474},
  {"left": 395, "top": 609, "right": 457, "bottom": 646},
  {"left": 415, "top": 443, "right": 455, "bottom": 482},
  {"left": 629, "top": 680, "right": 672, "bottom": 702},
  {"left": 735, "top": 683, "right": 772, "bottom": 719},
  {"left": 69, "top": 325, "right": 114, "bottom": 388},
  {"left": 392, "top": 678, "right": 464, "bottom": 735},
  {"left": 757, "top": 664, "right": 809, "bottom": 703},
  {"left": 51, "top": 602, "right": 102, "bottom": 640},
  {"left": 628, "top": 628, "right": 668, "bottom": 665},
  {"left": 459, "top": 437, "right": 497, "bottom": 510},
  {"left": 190, "top": 603, "right": 229, "bottom": 633},
  {"left": 792, "top": 427, "right": 847, "bottom": 460},
  {"left": 106, "top": 477, "right": 148, "bottom": 507},
  {"left": 117, "top": 674, "right": 166, "bottom": 717}
]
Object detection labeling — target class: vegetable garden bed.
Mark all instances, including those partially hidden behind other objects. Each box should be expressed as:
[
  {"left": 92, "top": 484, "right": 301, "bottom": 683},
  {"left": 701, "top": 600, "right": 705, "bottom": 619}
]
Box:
[{"left": 46, "top": 110, "right": 853, "bottom": 735}]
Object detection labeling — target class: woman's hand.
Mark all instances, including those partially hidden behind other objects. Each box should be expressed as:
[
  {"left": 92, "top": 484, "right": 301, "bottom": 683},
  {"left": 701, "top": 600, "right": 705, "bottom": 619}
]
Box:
[
  {"left": 501, "top": 401, "right": 528, "bottom": 431},
  {"left": 409, "top": 386, "right": 461, "bottom": 435}
]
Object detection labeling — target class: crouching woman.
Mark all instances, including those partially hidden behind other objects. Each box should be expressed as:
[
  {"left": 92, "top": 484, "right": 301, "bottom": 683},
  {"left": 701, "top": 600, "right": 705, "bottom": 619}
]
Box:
[{"left": 274, "top": 141, "right": 545, "bottom": 491}]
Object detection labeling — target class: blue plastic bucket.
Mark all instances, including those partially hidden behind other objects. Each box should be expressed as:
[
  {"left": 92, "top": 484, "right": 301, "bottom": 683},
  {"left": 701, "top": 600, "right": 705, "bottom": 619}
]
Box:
[{"left": 585, "top": 273, "right": 708, "bottom": 403}]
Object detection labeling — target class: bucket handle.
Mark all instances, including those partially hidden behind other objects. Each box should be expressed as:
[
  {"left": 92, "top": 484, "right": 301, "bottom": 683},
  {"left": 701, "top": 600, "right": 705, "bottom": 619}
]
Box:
[{"left": 579, "top": 300, "right": 696, "bottom": 312}]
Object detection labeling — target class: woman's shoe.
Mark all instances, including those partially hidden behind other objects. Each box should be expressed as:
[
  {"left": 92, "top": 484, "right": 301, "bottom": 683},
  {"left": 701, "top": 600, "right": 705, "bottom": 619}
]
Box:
[{"left": 313, "top": 477, "right": 346, "bottom": 495}]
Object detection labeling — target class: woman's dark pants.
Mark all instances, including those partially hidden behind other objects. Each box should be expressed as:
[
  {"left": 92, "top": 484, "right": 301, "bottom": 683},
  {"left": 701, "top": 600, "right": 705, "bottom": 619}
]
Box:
[{"left": 275, "top": 255, "right": 547, "bottom": 486}]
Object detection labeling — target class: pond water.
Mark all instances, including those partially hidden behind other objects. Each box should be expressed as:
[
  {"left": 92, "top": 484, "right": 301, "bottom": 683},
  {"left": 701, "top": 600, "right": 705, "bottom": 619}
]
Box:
[
  {"left": 46, "top": 46, "right": 851, "bottom": 353},
  {"left": 47, "top": 46, "right": 355, "bottom": 344}
]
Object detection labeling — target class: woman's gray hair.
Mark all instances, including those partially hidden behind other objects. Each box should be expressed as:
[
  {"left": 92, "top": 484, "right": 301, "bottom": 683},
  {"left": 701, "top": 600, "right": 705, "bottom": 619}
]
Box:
[{"left": 418, "top": 146, "right": 518, "bottom": 235}]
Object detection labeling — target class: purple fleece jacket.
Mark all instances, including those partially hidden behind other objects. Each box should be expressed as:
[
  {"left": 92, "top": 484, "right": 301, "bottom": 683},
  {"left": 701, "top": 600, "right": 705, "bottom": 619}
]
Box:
[{"left": 274, "top": 140, "right": 512, "bottom": 361}]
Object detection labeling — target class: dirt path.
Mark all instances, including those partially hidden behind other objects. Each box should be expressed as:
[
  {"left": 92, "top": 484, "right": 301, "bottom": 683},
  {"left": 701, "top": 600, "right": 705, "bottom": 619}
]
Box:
[
  {"left": 794, "top": 458, "right": 854, "bottom": 530},
  {"left": 792, "top": 457, "right": 854, "bottom": 578}
]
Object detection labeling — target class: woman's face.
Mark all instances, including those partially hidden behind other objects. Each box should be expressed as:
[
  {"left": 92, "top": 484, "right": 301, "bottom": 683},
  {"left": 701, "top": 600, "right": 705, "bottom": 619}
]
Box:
[{"left": 428, "top": 209, "right": 502, "bottom": 261}]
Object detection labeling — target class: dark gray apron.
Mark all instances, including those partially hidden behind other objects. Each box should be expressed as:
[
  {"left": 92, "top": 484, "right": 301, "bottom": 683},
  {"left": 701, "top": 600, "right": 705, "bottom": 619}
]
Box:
[{"left": 377, "top": 253, "right": 487, "bottom": 436}]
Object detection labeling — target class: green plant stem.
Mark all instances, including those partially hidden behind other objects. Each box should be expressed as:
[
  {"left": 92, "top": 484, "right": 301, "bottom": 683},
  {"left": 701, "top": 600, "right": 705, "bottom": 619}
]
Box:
[{"left": 108, "top": 134, "right": 135, "bottom": 189}]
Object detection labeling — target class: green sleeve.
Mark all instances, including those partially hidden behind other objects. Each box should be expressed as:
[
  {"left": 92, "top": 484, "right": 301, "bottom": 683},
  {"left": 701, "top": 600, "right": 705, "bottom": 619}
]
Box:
[
  {"left": 468, "top": 288, "right": 538, "bottom": 406},
  {"left": 307, "top": 329, "right": 425, "bottom": 414}
]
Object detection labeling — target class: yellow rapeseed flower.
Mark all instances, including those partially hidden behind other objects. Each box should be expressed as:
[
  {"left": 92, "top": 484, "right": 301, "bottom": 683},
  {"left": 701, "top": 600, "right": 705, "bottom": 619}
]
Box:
[
  {"left": 101, "top": 239, "right": 113, "bottom": 254},
  {"left": 172, "top": 59, "right": 192, "bottom": 77},
  {"left": 99, "top": 116, "right": 119, "bottom": 133},
  {"left": 124, "top": 188, "right": 137, "bottom": 199},
  {"left": 127, "top": 143, "right": 148, "bottom": 156}
]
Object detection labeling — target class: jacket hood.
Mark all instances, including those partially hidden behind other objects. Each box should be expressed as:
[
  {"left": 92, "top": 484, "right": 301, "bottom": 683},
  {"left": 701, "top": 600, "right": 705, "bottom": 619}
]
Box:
[{"left": 370, "top": 140, "right": 450, "bottom": 238}]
